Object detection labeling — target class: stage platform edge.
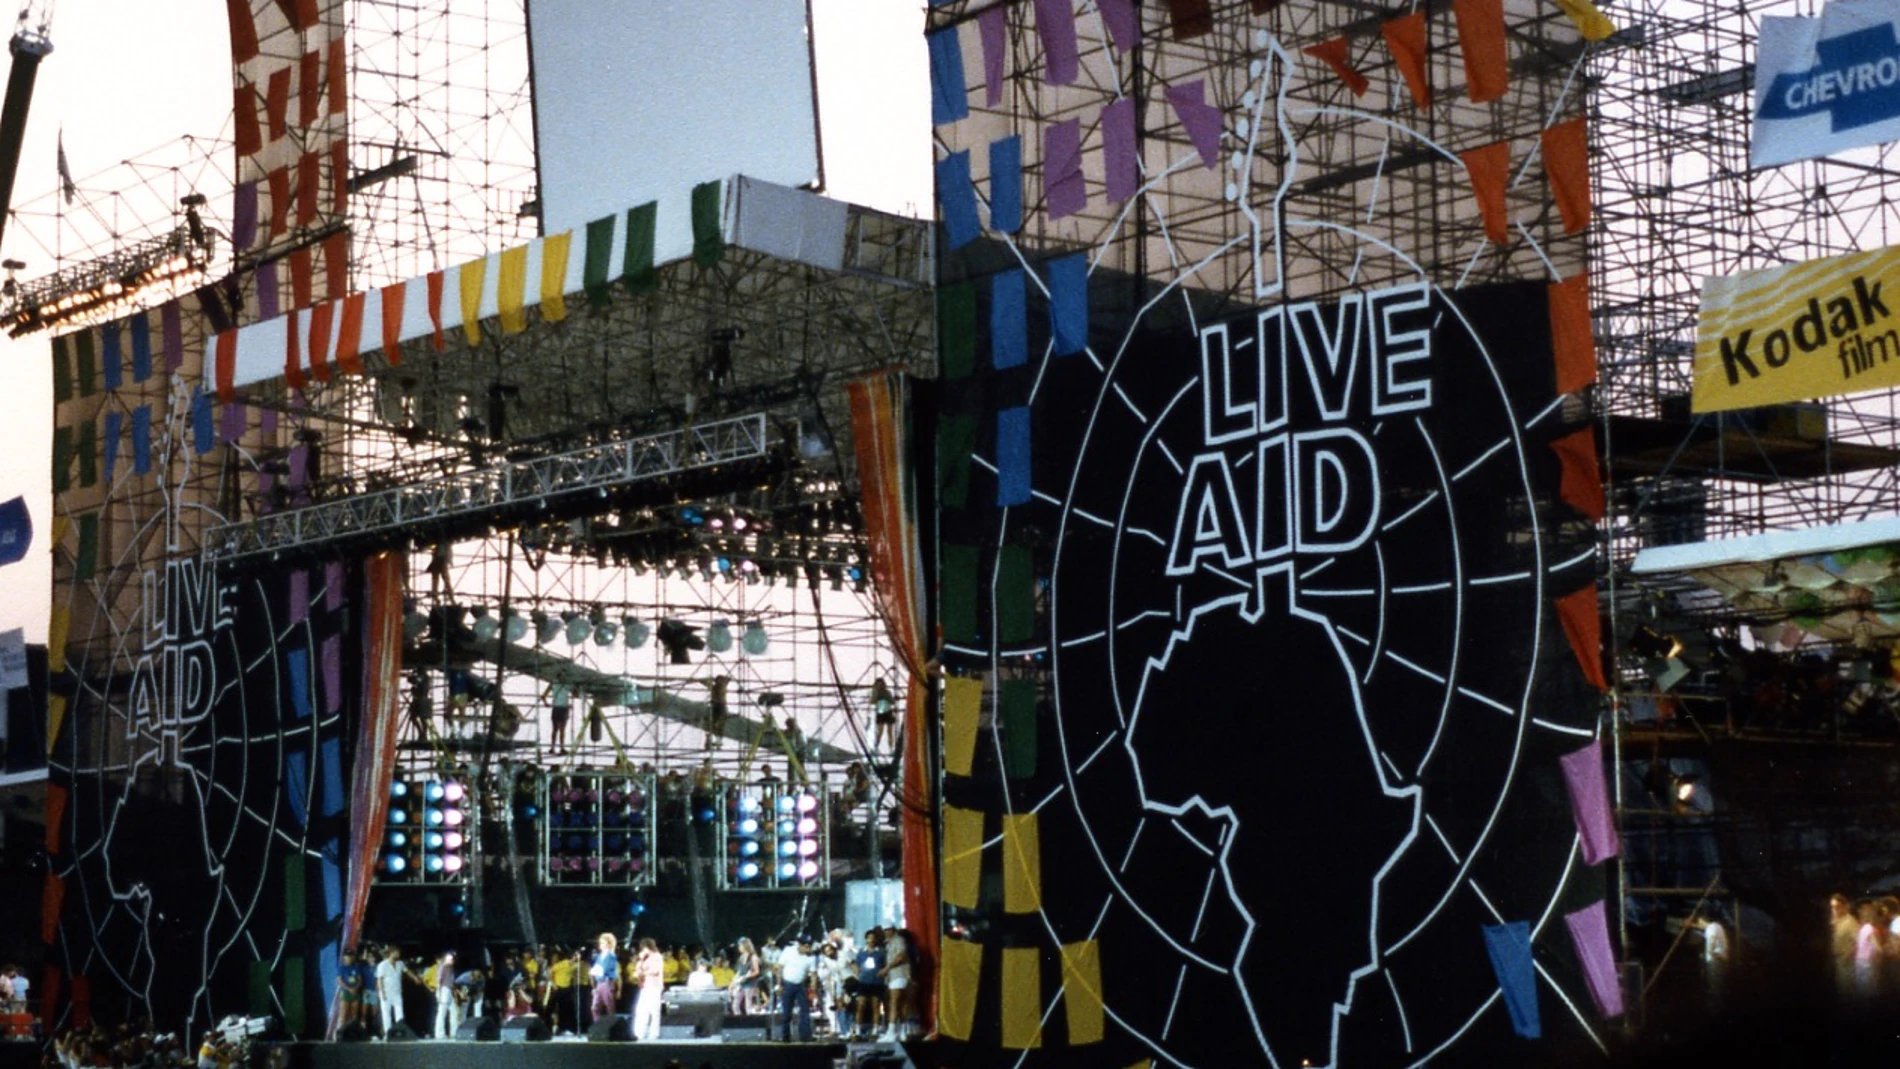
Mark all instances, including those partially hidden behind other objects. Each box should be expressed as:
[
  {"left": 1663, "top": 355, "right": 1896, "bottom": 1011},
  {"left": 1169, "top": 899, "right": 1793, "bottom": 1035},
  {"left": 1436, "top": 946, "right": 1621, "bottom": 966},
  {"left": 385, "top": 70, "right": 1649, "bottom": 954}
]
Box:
[{"left": 290, "top": 1037, "right": 861, "bottom": 1069}]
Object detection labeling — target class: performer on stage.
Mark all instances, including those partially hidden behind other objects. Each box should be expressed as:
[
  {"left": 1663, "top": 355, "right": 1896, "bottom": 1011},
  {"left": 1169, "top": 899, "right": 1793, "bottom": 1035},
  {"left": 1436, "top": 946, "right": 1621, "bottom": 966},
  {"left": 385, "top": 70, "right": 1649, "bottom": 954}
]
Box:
[
  {"left": 776, "top": 937, "right": 816, "bottom": 1042},
  {"left": 374, "top": 947, "right": 407, "bottom": 1035},
  {"left": 547, "top": 946, "right": 578, "bottom": 1035},
  {"left": 632, "top": 938, "right": 666, "bottom": 1041},
  {"left": 589, "top": 933, "right": 622, "bottom": 1023},
  {"left": 732, "top": 938, "right": 765, "bottom": 1015},
  {"left": 432, "top": 951, "right": 460, "bottom": 1040}
]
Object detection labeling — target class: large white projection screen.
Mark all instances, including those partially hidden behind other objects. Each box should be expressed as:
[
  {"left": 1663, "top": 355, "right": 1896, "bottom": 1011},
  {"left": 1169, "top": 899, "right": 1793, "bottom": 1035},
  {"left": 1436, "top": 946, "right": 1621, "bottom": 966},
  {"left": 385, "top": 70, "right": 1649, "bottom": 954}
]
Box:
[{"left": 527, "top": 0, "right": 822, "bottom": 241}]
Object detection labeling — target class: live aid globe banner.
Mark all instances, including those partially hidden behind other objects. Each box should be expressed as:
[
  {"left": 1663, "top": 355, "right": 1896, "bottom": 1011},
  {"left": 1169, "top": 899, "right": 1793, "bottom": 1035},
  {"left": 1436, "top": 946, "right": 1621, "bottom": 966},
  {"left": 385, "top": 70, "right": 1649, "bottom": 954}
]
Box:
[
  {"left": 1752, "top": 0, "right": 1900, "bottom": 169},
  {"left": 1693, "top": 244, "right": 1900, "bottom": 413}
]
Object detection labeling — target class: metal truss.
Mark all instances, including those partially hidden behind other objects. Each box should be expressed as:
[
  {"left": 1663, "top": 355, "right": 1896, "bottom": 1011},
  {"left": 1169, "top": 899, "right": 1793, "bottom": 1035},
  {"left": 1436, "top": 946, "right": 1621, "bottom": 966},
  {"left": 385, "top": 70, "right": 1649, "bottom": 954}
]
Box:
[{"left": 203, "top": 414, "right": 770, "bottom": 563}]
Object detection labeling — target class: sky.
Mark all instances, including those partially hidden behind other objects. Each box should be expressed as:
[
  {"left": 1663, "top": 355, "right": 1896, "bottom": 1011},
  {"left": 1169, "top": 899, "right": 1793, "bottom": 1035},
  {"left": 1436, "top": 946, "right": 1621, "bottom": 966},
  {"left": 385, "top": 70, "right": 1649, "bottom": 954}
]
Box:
[{"left": 0, "top": 1, "right": 929, "bottom": 642}]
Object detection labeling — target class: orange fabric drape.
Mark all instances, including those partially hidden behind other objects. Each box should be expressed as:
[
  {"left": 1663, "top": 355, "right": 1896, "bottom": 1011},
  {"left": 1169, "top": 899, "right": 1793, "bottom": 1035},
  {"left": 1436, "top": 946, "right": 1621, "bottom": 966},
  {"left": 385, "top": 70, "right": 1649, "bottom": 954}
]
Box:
[
  {"left": 323, "top": 230, "right": 350, "bottom": 302},
  {"left": 215, "top": 330, "right": 238, "bottom": 403},
  {"left": 1303, "top": 38, "right": 1369, "bottom": 97},
  {"left": 846, "top": 372, "right": 936, "bottom": 1032},
  {"left": 226, "top": 0, "right": 259, "bottom": 64},
  {"left": 1556, "top": 584, "right": 1608, "bottom": 690},
  {"left": 288, "top": 247, "right": 313, "bottom": 310},
  {"left": 1383, "top": 12, "right": 1432, "bottom": 108},
  {"left": 334, "top": 292, "right": 366, "bottom": 377},
  {"left": 342, "top": 554, "right": 405, "bottom": 953},
  {"left": 1453, "top": 0, "right": 1509, "bottom": 103},
  {"left": 1461, "top": 140, "right": 1513, "bottom": 245},
  {"left": 380, "top": 283, "right": 406, "bottom": 365},
  {"left": 426, "top": 270, "right": 447, "bottom": 352},
  {"left": 307, "top": 300, "right": 334, "bottom": 383},
  {"left": 1550, "top": 425, "right": 1605, "bottom": 521},
  {"left": 1548, "top": 273, "right": 1596, "bottom": 394},
  {"left": 1541, "top": 118, "right": 1591, "bottom": 234}
]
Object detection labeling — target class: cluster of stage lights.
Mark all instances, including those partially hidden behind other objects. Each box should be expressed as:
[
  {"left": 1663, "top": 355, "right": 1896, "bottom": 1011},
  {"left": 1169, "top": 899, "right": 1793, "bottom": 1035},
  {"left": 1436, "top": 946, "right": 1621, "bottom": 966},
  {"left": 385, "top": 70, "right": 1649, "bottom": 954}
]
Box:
[
  {"left": 534, "top": 773, "right": 654, "bottom": 886},
  {"left": 380, "top": 777, "right": 470, "bottom": 883},
  {"left": 724, "top": 787, "right": 827, "bottom": 889}
]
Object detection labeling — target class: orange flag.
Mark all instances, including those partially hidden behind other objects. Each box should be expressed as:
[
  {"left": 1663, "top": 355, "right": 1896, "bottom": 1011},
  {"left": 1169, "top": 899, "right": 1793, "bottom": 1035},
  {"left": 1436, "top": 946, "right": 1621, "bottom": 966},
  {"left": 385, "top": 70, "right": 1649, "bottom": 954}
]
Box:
[
  {"left": 1461, "top": 140, "right": 1512, "bottom": 245},
  {"left": 1454, "top": 0, "right": 1509, "bottom": 103},
  {"left": 1548, "top": 274, "right": 1596, "bottom": 394},
  {"left": 1550, "top": 425, "right": 1605, "bottom": 521},
  {"left": 1382, "top": 12, "right": 1432, "bottom": 108},
  {"left": 1541, "top": 118, "right": 1591, "bottom": 234},
  {"left": 1302, "top": 38, "right": 1369, "bottom": 97},
  {"left": 1556, "top": 584, "right": 1608, "bottom": 690}
]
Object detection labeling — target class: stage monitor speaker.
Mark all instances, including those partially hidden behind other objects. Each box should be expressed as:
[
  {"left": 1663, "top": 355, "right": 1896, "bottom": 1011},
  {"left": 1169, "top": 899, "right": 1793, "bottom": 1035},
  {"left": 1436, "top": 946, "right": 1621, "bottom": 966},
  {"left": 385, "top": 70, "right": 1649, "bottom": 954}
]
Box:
[
  {"left": 500, "top": 1015, "right": 551, "bottom": 1043},
  {"left": 658, "top": 1023, "right": 697, "bottom": 1040},
  {"left": 588, "top": 1014, "right": 632, "bottom": 1042},
  {"left": 722, "top": 1013, "right": 772, "bottom": 1041},
  {"left": 456, "top": 1016, "right": 502, "bottom": 1042},
  {"left": 385, "top": 1022, "right": 419, "bottom": 1042}
]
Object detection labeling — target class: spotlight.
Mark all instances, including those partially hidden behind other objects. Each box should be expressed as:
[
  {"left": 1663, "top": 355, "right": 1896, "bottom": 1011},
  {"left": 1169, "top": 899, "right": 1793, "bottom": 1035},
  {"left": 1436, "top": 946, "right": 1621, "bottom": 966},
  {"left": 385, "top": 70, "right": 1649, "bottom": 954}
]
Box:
[
  {"left": 707, "top": 620, "right": 733, "bottom": 653},
  {"left": 533, "top": 610, "right": 562, "bottom": 645},
  {"left": 741, "top": 620, "right": 769, "bottom": 656},
  {"left": 472, "top": 607, "right": 499, "bottom": 643},
  {"left": 595, "top": 620, "right": 619, "bottom": 646},
  {"left": 504, "top": 609, "right": 529, "bottom": 643},
  {"left": 564, "top": 611, "right": 591, "bottom": 645},
  {"left": 624, "top": 618, "right": 650, "bottom": 649}
]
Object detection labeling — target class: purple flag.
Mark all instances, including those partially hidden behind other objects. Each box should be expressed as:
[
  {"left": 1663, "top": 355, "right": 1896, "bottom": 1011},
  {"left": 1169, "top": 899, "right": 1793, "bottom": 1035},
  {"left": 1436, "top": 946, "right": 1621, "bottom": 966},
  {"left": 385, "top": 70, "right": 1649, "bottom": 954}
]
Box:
[
  {"left": 232, "top": 181, "right": 259, "bottom": 251},
  {"left": 1034, "top": 0, "right": 1079, "bottom": 85},
  {"left": 325, "top": 560, "right": 346, "bottom": 612},
  {"left": 259, "top": 405, "right": 278, "bottom": 438},
  {"left": 1560, "top": 740, "right": 1619, "bottom": 864},
  {"left": 980, "top": 5, "right": 1008, "bottom": 107},
  {"left": 162, "top": 300, "right": 184, "bottom": 372},
  {"left": 1564, "top": 900, "right": 1625, "bottom": 1019},
  {"left": 289, "top": 569, "right": 310, "bottom": 626},
  {"left": 1044, "top": 118, "right": 1086, "bottom": 219},
  {"left": 258, "top": 472, "right": 276, "bottom": 513},
  {"left": 1102, "top": 97, "right": 1139, "bottom": 202},
  {"left": 321, "top": 633, "right": 342, "bottom": 713},
  {"left": 257, "top": 261, "right": 280, "bottom": 322},
  {"left": 1098, "top": 0, "right": 1139, "bottom": 53},
  {"left": 220, "top": 401, "right": 246, "bottom": 444},
  {"left": 288, "top": 443, "right": 309, "bottom": 489},
  {"left": 1166, "top": 80, "right": 1224, "bottom": 170}
]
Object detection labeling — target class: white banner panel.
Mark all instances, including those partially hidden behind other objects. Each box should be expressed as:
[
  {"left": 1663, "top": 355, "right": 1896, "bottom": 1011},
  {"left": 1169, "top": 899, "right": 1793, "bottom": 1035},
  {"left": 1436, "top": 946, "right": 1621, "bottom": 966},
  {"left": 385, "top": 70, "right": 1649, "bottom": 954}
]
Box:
[
  {"left": 1753, "top": 0, "right": 1900, "bottom": 168},
  {"left": 528, "top": 0, "right": 821, "bottom": 240},
  {"left": 0, "top": 628, "right": 27, "bottom": 690}
]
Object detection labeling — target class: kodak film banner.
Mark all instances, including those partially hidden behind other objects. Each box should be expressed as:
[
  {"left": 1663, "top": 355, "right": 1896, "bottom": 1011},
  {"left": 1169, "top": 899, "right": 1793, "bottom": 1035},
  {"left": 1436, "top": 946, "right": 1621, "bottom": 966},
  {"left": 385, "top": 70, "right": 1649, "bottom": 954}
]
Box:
[
  {"left": 1694, "top": 244, "right": 1900, "bottom": 412},
  {"left": 1753, "top": 0, "right": 1900, "bottom": 169}
]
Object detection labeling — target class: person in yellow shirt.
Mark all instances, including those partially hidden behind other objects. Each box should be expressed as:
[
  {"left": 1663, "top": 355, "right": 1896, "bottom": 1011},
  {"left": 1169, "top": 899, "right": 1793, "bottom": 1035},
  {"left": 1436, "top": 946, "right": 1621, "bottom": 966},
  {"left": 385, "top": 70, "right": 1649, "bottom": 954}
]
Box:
[
  {"left": 662, "top": 947, "right": 685, "bottom": 986},
  {"left": 710, "top": 954, "right": 735, "bottom": 988},
  {"left": 547, "top": 949, "right": 579, "bottom": 1036}
]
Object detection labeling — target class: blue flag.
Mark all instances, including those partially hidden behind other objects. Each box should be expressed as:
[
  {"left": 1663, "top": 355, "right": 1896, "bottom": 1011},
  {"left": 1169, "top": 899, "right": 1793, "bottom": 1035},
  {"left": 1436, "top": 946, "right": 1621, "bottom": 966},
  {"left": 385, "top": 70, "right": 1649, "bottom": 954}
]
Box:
[{"left": 0, "top": 496, "right": 32, "bottom": 566}]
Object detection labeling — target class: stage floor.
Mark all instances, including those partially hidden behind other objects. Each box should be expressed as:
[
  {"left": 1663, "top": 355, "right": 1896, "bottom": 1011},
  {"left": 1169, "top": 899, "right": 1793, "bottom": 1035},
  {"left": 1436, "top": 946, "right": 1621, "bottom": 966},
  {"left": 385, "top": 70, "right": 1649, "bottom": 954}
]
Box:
[{"left": 290, "top": 1037, "right": 865, "bottom": 1069}]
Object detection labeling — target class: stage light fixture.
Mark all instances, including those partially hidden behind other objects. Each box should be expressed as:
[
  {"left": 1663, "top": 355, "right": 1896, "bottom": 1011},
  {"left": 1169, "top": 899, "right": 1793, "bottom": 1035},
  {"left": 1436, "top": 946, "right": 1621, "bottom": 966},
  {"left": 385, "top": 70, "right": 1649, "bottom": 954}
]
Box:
[
  {"left": 504, "top": 609, "right": 529, "bottom": 643},
  {"left": 472, "top": 607, "right": 499, "bottom": 642},
  {"left": 563, "top": 611, "right": 590, "bottom": 645},
  {"left": 741, "top": 620, "right": 769, "bottom": 656},
  {"left": 707, "top": 620, "right": 733, "bottom": 653},
  {"left": 533, "top": 610, "right": 561, "bottom": 645},
  {"left": 624, "top": 618, "right": 650, "bottom": 649}
]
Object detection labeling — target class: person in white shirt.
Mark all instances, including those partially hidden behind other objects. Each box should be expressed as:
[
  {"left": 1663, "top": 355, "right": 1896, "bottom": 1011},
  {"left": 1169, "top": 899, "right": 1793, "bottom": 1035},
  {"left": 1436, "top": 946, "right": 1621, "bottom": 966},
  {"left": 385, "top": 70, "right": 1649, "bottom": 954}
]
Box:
[
  {"left": 776, "top": 939, "right": 816, "bottom": 1042},
  {"left": 881, "top": 928, "right": 911, "bottom": 1040},
  {"left": 375, "top": 948, "right": 407, "bottom": 1035},
  {"left": 686, "top": 959, "right": 716, "bottom": 991}
]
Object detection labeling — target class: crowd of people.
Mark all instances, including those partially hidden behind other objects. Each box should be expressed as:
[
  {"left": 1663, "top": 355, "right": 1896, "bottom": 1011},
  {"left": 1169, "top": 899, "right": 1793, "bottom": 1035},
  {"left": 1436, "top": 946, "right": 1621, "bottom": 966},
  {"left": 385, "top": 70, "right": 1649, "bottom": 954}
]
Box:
[
  {"left": 1829, "top": 891, "right": 1900, "bottom": 1001},
  {"left": 337, "top": 924, "right": 919, "bottom": 1043}
]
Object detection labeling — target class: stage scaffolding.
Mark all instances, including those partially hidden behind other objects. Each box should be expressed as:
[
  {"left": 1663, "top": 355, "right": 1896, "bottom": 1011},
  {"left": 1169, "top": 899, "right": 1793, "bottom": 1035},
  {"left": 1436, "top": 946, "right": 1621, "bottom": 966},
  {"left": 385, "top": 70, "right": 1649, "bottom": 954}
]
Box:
[{"left": 32, "top": 0, "right": 932, "bottom": 891}]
